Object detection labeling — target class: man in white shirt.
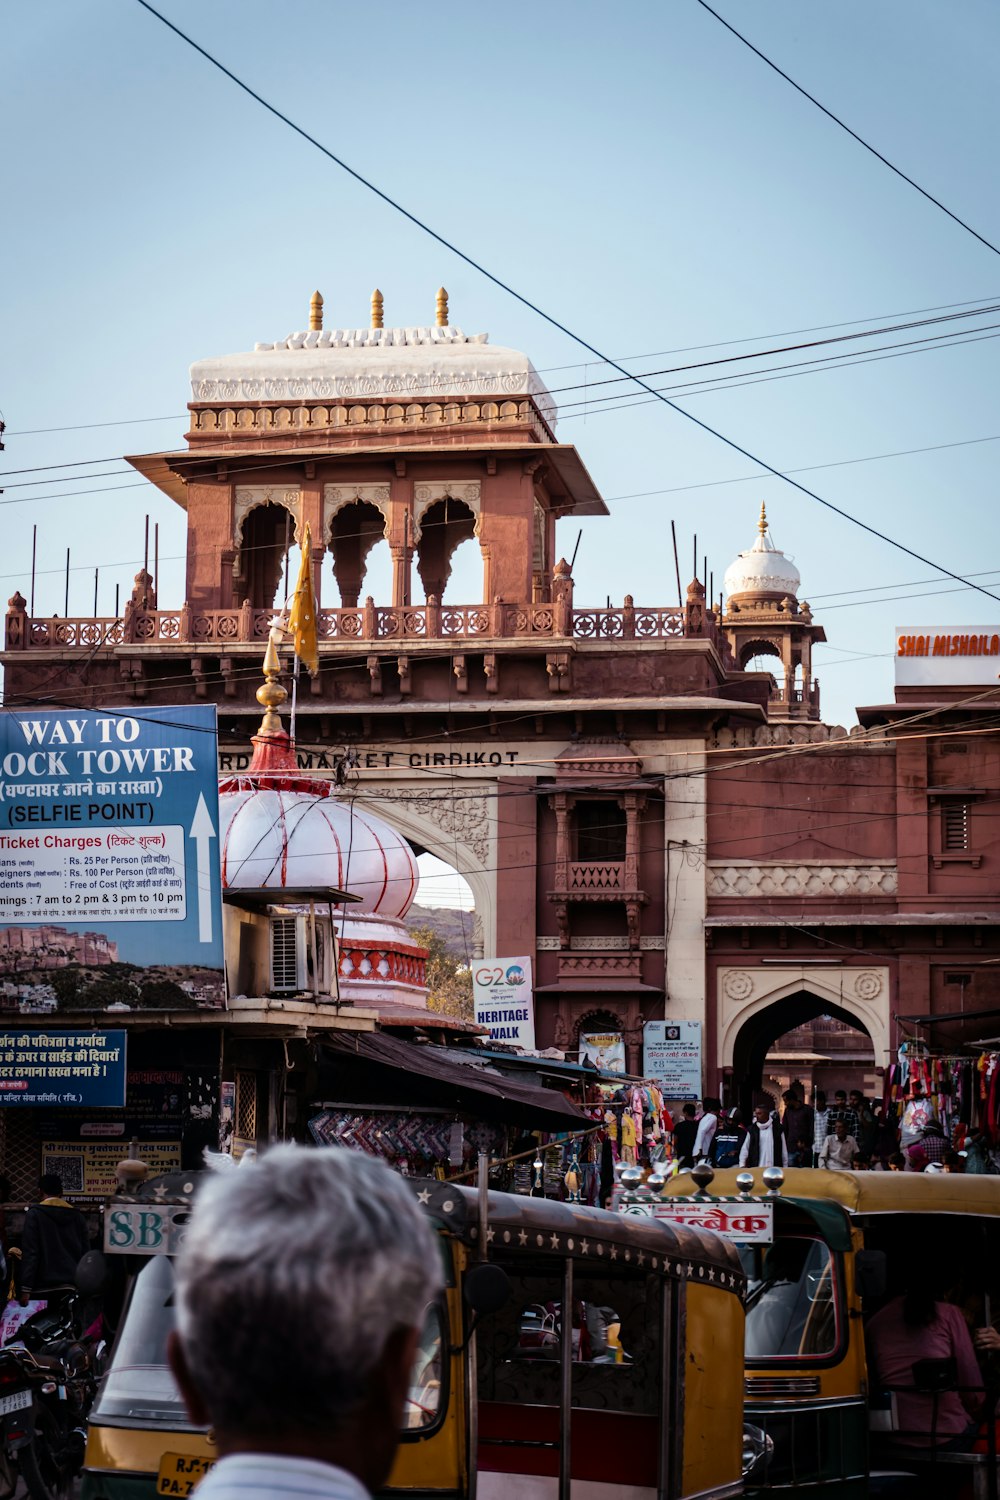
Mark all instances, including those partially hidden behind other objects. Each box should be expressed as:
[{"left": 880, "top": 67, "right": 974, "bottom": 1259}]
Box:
[
  {"left": 168, "top": 1146, "right": 442, "bottom": 1500},
  {"left": 818, "top": 1118, "right": 859, "bottom": 1172},
  {"left": 739, "top": 1106, "right": 789, "bottom": 1168},
  {"left": 693, "top": 1097, "right": 722, "bottom": 1163}
]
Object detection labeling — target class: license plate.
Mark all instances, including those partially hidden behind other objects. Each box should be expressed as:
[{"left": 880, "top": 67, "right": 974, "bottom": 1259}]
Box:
[
  {"left": 156, "top": 1453, "right": 215, "bottom": 1496},
  {"left": 0, "top": 1390, "right": 31, "bottom": 1416}
]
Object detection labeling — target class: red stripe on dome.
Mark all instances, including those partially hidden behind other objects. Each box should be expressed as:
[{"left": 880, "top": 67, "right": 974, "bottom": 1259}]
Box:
[
  {"left": 353, "top": 810, "right": 389, "bottom": 912},
  {"left": 315, "top": 802, "right": 345, "bottom": 889}
]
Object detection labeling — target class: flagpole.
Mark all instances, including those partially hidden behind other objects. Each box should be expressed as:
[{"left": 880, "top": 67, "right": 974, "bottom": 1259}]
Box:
[{"left": 291, "top": 649, "right": 300, "bottom": 745}]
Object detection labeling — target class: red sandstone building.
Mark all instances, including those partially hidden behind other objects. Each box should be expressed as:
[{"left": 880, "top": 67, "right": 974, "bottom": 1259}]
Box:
[{"left": 4, "top": 292, "right": 999, "bottom": 1103}]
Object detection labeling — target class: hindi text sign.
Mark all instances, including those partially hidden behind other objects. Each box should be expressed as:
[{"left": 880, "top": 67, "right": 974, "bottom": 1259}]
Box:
[
  {"left": 643, "top": 1020, "right": 702, "bottom": 1100},
  {"left": 0, "top": 707, "right": 224, "bottom": 1011}
]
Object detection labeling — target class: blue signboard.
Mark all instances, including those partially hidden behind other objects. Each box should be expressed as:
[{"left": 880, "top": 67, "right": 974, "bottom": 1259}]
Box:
[
  {"left": 0, "top": 1029, "right": 127, "bottom": 1107},
  {"left": 0, "top": 706, "right": 224, "bottom": 1021}
]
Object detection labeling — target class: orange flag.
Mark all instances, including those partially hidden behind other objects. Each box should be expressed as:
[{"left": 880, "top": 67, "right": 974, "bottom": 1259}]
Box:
[{"left": 288, "top": 523, "right": 319, "bottom": 676}]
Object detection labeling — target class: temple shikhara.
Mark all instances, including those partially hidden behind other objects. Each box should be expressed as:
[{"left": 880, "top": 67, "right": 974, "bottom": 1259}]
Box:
[{"left": 5, "top": 289, "right": 999, "bottom": 1117}]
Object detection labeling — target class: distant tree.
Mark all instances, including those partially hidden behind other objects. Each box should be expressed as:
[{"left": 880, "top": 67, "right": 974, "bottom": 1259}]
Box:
[
  {"left": 136, "top": 978, "right": 198, "bottom": 1010},
  {"left": 51, "top": 967, "right": 85, "bottom": 1009},
  {"left": 410, "top": 926, "right": 473, "bottom": 1020}
]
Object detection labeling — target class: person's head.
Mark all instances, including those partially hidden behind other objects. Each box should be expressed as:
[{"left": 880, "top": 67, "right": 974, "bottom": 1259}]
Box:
[
  {"left": 834, "top": 1091, "right": 847, "bottom": 1106},
  {"left": 682, "top": 1103, "right": 696, "bottom": 1120},
  {"left": 888, "top": 1152, "right": 906, "bottom": 1171},
  {"left": 923, "top": 1122, "right": 944, "bottom": 1139},
  {"left": 853, "top": 1154, "right": 871, "bottom": 1170},
  {"left": 38, "top": 1174, "right": 63, "bottom": 1199},
  {"left": 168, "top": 1146, "right": 442, "bottom": 1487},
  {"left": 834, "top": 1119, "right": 849, "bottom": 1141},
  {"left": 753, "top": 1106, "right": 771, "bottom": 1125},
  {"left": 702, "top": 1096, "right": 721, "bottom": 1115},
  {"left": 848, "top": 1090, "right": 864, "bottom": 1108},
  {"left": 815, "top": 1090, "right": 827, "bottom": 1109},
  {"left": 942, "top": 1151, "right": 964, "bottom": 1173},
  {"left": 729, "top": 1109, "right": 744, "bottom": 1127},
  {"left": 782, "top": 1091, "right": 798, "bottom": 1107}
]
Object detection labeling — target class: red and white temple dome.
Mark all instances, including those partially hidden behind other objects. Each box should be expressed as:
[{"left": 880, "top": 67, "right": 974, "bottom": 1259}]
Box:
[
  {"left": 723, "top": 503, "right": 801, "bottom": 604},
  {"left": 219, "top": 782, "right": 418, "bottom": 919}
]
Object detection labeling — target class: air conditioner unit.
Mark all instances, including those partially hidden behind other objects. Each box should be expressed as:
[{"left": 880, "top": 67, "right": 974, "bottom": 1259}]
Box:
[{"left": 269, "top": 912, "right": 338, "bottom": 998}]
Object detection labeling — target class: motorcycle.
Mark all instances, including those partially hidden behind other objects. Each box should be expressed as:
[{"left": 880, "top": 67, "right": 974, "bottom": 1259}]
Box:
[{"left": 0, "top": 1273, "right": 105, "bottom": 1500}]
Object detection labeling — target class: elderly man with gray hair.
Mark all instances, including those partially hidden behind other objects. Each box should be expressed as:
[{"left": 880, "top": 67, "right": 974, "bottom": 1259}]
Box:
[{"left": 167, "top": 1145, "right": 443, "bottom": 1500}]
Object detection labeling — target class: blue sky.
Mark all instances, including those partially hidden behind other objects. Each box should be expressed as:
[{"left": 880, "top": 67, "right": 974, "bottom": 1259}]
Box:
[{"left": 4, "top": 0, "right": 1000, "bottom": 731}]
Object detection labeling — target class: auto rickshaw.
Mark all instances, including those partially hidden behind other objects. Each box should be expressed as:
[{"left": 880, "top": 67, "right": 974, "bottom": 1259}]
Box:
[
  {"left": 82, "top": 1167, "right": 751, "bottom": 1500},
  {"left": 658, "top": 1165, "right": 1000, "bottom": 1499}
]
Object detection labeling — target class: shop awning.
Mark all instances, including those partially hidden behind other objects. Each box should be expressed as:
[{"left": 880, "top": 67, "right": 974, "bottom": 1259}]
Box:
[{"left": 321, "top": 1030, "right": 588, "bottom": 1129}]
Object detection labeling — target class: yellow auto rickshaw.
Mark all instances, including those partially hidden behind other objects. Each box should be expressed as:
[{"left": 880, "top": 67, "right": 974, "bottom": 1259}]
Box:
[
  {"left": 657, "top": 1165, "right": 1000, "bottom": 1499},
  {"left": 83, "top": 1167, "right": 751, "bottom": 1500}
]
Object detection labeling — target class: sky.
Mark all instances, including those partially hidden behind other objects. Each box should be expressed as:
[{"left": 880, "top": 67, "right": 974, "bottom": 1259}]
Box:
[{"left": 4, "top": 0, "right": 1000, "bottom": 734}]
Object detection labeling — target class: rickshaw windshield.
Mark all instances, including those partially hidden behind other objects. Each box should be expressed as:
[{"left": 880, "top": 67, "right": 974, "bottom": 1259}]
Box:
[
  {"left": 92, "top": 1255, "right": 193, "bottom": 1428},
  {"left": 93, "top": 1254, "right": 447, "bottom": 1434},
  {"left": 740, "top": 1235, "right": 841, "bottom": 1362}
]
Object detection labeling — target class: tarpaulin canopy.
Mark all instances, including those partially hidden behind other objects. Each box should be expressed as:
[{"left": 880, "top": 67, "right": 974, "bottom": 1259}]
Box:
[{"left": 321, "top": 1030, "right": 588, "bottom": 1129}]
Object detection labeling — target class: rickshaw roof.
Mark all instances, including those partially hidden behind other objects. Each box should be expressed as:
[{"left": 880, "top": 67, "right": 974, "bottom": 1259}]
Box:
[
  {"left": 409, "top": 1179, "right": 745, "bottom": 1294},
  {"left": 665, "top": 1166, "right": 1000, "bottom": 1218}
]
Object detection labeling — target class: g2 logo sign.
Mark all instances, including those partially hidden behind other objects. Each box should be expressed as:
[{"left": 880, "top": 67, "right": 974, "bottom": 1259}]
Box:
[{"left": 475, "top": 964, "right": 527, "bottom": 988}]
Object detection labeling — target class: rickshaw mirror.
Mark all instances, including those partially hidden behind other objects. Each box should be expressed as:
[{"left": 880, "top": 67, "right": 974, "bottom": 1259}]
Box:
[
  {"left": 854, "top": 1248, "right": 887, "bottom": 1301},
  {"left": 76, "top": 1249, "right": 110, "bottom": 1296},
  {"left": 464, "top": 1262, "right": 512, "bottom": 1315}
]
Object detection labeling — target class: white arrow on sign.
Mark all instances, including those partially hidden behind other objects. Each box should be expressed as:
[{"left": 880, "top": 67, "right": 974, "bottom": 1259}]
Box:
[{"left": 188, "top": 792, "right": 217, "bottom": 944}]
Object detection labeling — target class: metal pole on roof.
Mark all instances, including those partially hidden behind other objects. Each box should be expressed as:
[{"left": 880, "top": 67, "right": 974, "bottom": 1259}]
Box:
[{"left": 670, "top": 520, "right": 682, "bottom": 607}]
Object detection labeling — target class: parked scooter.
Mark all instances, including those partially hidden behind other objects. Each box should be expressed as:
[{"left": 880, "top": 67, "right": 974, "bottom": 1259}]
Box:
[{"left": 0, "top": 1256, "right": 106, "bottom": 1500}]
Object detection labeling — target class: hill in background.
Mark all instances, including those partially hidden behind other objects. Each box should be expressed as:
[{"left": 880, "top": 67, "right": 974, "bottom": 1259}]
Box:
[{"left": 405, "top": 904, "right": 475, "bottom": 960}]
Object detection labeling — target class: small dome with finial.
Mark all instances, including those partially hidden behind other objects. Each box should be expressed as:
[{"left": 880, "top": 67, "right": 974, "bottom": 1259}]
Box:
[{"left": 723, "top": 503, "right": 801, "bottom": 603}]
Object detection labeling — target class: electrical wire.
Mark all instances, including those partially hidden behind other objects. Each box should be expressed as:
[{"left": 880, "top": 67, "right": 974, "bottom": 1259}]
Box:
[
  {"left": 130, "top": 0, "right": 1000, "bottom": 608},
  {"left": 694, "top": 0, "right": 1000, "bottom": 261}
]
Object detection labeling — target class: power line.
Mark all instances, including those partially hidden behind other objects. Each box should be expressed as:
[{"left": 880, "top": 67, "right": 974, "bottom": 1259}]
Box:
[
  {"left": 694, "top": 0, "right": 1000, "bottom": 261},
  {"left": 543, "top": 300, "right": 1000, "bottom": 399},
  {"left": 131, "top": 0, "right": 1000, "bottom": 609},
  {"left": 5, "top": 415, "right": 185, "bottom": 438}
]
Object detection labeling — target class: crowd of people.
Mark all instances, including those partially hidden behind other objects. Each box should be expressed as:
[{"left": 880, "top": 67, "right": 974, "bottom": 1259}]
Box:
[{"left": 674, "top": 1082, "right": 993, "bottom": 1175}]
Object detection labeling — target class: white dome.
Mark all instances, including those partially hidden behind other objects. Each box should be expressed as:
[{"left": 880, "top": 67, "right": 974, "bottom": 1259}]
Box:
[
  {"left": 219, "top": 786, "right": 418, "bottom": 919},
  {"left": 724, "top": 504, "right": 800, "bottom": 602},
  {"left": 190, "top": 326, "right": 557, "bottom": 427}
]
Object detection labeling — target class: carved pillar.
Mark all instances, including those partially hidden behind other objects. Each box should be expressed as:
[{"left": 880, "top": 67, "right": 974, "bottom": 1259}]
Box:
[
  {"left": 390, "top": 546, "right": 409, "bottom": 609},
  {"left": 553, "top": 793, "right": 572, "bottom": 892},
  {"left": 622, "top": 793, "right": 641, "bottom": 893}
]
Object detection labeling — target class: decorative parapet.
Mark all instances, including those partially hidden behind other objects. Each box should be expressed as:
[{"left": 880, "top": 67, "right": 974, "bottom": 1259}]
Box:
[
  {"left": 707, "top": 861, "right": 898, "bottom": 900},
  {"left": 11, "top": 602, "right": 723, "bottom": 650}
]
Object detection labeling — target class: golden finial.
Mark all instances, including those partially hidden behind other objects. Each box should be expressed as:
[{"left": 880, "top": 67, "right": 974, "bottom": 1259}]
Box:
[
  {"left": 371, "top": 288, "right": 384, "bottom": 329},
  {"left": 256, "top": 625, "right": 288, "bottom": 734},
  {"left": 436, "top": 287, "right": 449, "bottom": 327},
  {"left": 758, "top": 501, "right": 768, "bottom": 536},
  {"left": 309, "top": 290, "right": 323, "bottom": 332}
]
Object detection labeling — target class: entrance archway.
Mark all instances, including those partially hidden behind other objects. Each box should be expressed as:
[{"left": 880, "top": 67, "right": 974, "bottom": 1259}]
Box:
[
  {"left": 717, "top": 964, "right": 890, "bottom": 1115},
  {"left": 730, "top": 990, "right": 874, "bottom": 1117}
]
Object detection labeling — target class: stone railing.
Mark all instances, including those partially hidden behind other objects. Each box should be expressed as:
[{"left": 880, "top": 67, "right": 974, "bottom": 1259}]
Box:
[
  {"left": 7, "top": 598, "right": 719, "bottom": 650},
  {"left": 707, "top": 861, "right": 898, "bottom": 899}
]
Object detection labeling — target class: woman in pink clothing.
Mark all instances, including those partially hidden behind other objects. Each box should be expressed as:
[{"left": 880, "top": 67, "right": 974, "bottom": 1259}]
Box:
[{"left": 867, "top": 1283, "right": 983, "bottom": 1447}]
